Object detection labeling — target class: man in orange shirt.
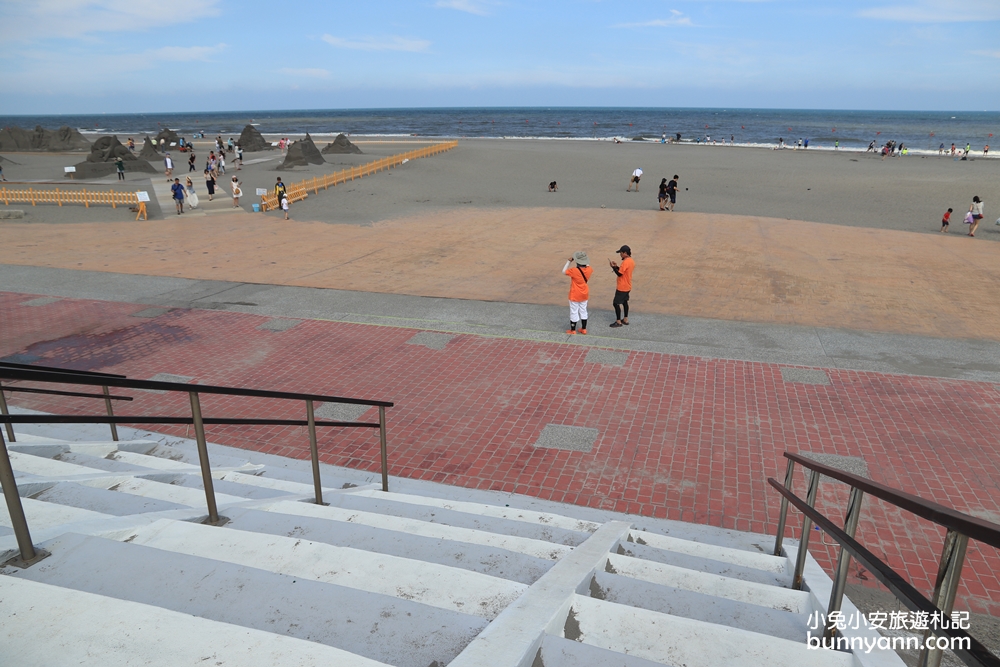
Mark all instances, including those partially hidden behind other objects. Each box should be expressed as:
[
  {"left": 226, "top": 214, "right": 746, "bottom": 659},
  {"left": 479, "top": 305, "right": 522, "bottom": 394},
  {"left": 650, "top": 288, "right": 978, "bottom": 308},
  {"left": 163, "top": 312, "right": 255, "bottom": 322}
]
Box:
[
  {"left": 563, "top": 250, "right": 593, "bottom": 335},
  {"left": 609, "top": 245, "right": 634, "bottom": 328}
]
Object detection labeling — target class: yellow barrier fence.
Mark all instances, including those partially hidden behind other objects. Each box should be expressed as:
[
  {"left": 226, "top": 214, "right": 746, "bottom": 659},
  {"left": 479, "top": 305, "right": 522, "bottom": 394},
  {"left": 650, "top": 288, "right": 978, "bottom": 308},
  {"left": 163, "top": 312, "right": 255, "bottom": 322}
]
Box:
[
  {"left": 260, "top": 140, "right": 458, "bottom": 212},
  {"left": 0, "top": 187, "right": 139, "bottom": 209}
]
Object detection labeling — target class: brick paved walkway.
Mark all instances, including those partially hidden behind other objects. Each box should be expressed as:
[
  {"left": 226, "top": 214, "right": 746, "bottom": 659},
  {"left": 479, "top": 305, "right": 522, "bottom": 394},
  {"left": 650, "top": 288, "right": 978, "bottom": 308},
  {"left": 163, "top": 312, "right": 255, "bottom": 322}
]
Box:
[{"left": 3, "top": 291, "right": 999, "bottom": 615}]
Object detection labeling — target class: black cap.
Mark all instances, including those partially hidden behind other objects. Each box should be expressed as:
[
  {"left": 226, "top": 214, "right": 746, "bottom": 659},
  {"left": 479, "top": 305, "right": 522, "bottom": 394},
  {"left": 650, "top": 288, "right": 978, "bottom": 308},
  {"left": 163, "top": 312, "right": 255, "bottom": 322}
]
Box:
[{"left": 616, "top": 245, "right": 631, "bottom": 255}]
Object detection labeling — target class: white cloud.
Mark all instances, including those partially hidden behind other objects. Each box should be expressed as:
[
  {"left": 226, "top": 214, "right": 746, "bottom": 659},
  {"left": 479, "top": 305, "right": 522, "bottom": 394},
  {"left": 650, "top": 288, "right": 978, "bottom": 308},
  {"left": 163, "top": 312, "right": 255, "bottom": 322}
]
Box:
[
  {"left": 280, "top": 68, "right": 332, "bottom": 78},
  {"left": 322, "top": 34, "right": 431, "bottom": 52},
  {"left": 616, "top": 10, "right": 694, "bottom": 28},
  {"left": 860, "top": 0, "right": 1000, "bottom": 22},
  {"left": 147, "top": 44, "right": 227, "bottom": 62},
  {"left": 434, "top": 0, "right": 495, "bottom": 15},
  {"left": 0, "top": 0, "right": 221, "bottom": 41}
]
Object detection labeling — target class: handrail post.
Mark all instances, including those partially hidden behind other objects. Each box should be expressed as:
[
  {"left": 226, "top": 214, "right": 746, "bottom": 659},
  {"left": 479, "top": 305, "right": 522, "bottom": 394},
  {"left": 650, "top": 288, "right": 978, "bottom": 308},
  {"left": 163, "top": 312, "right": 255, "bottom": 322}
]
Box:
[
  {"left": 188, "top": 392, "right": 220, "bottom": 524},
  {"left": 918, "top": 530, "right": 970, "bottom": 667},
  {"left": 824, "top": 486, "right": 865, "bottom": 639},
  {"left": 792, "top": 469, "right": 821, "bottom": 590},
  {"left": 773, "top": 458, "right": 795, "bottom": 555},
  {"left": 0, "top": 382, "right": 15, "bottom": 442},
  {"left": 0, "top": 430, "right": 36, "bottom": 563},
  {"left": 306, "top": 400, "right": 323, "bottom": 505},
  {"left": 378, "top": 406, "right": 389, "bottom": 492},
  {"left": 102, "top": 385, "right": 119, "bottom": 441}
]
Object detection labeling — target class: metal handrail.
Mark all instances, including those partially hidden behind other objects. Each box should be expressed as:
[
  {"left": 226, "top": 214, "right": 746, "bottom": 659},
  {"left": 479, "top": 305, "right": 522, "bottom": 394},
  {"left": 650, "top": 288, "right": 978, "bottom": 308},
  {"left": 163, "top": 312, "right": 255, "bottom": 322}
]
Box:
[
  {"left": 0, "top": 364, "right": 393, "bottom": 568},
  {"left": 770, "top": 451, "right": 1000, "bottom": 667}
]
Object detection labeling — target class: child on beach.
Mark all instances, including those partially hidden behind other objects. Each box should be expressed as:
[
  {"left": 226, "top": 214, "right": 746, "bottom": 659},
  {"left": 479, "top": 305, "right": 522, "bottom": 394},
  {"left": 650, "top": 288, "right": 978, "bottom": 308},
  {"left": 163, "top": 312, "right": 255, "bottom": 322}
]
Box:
[
  {"left": 941, "top": 208, "right": 952, "bottom": 232},
  {"left": 281, "top": 195, "right": 290, "bottom": 220}
]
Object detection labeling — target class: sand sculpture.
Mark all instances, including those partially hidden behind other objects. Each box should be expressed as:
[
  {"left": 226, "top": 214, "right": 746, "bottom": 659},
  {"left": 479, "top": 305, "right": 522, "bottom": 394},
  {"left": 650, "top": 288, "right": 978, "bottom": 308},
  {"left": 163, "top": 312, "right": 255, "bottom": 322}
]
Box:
[
  {"left": 70, "top": 136, "right": 157, "bottom": 178},
  {"left": 321, "top": 133, "right": 363, "bottom": 154},
  {"left": 153, "top": 128, "right": 182, "bottom": 148},
  {"left": 238, "top": 124, "right": 271, "bottom": 152},
  {"left": 278, "top": 133, "right": 325, "bottom": 169},
  {"left": 0, "top": 125, "right": 90, "bottom": 152},
  {"left": 139, "top": 136, "right": 161, "bottom": 159}
]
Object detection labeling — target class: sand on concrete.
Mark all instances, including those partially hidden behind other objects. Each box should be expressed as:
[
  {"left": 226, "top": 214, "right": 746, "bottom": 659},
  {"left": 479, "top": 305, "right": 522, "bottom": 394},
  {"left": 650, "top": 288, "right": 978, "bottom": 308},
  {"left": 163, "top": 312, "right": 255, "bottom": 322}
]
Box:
[{"left": 1, "top": 206, "right": 998, "bottom": 341}]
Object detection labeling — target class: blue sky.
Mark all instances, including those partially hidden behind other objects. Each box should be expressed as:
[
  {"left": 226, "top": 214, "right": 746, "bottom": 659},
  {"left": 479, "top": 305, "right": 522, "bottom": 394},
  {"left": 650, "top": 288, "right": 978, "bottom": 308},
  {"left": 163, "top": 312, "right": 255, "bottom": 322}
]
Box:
[{"left": 1, "top": 0, "right": 998, "bottom": 114}]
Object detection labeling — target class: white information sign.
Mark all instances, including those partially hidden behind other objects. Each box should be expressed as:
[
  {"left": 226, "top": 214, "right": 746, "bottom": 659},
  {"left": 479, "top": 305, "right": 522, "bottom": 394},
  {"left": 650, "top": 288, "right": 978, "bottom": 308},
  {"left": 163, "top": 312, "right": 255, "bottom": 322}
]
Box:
[
  {"left": 256, "top": 188, "right": 267, "bottom": 196},
  {"left": 136, "top": 191, "right": 150, "bottom": 202},
  {"left": 64, "top": 166, "right": 76, "bottom": 173}
]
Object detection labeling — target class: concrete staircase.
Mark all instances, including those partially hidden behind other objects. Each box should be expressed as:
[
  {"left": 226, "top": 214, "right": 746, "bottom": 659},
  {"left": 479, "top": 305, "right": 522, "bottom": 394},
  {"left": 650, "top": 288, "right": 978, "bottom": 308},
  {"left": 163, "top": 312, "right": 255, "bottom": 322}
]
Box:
[{"left": 0, "top": 417, "right": 901, "bottom": 667}]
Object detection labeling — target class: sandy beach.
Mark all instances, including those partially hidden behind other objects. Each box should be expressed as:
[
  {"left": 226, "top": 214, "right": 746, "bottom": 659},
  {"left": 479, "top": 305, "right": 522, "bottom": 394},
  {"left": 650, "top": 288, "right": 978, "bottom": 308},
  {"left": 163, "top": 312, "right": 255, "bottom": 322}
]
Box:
[{"left": 1, "top": 137, "right": 997, "bottom": 235}]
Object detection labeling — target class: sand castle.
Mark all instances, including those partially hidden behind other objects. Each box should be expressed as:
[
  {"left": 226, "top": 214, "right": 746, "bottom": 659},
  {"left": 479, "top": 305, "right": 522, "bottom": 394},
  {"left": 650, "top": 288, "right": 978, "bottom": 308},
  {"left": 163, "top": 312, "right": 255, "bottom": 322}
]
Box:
[
  {"left": 322, "top": 133, "right": 363, "bottom": 154},
  {"left": 278, "top": 133, "right": 325, "bottom": 169},
  {"left": 237, "top": 124, "right": 271, "bottom": 152},
  {"left": 0, "top": 125, "right": 91, "bottom": 152},
  {"left": 138, "top": 136, "right": 160, "bottom": 159},
  {"left": 70, "top": 136, "right": 157, "bottom": 178}
]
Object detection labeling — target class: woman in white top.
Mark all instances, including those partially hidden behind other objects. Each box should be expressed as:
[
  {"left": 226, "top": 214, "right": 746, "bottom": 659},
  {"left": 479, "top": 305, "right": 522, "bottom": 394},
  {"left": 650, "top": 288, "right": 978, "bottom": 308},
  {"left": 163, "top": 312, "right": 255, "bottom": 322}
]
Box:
[
  {"left": 969, "top": 196, "right": 984, "bottom": 237},
  {"left": 185, "top": 176, "right": 199, "bottom": 209}
]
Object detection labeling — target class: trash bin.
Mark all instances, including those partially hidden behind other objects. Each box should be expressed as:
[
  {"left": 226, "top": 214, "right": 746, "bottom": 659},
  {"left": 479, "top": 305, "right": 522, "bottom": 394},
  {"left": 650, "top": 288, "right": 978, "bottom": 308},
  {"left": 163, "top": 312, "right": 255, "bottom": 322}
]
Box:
[{"left": 252, "top": 203, "right": 260, "bottom": 212}]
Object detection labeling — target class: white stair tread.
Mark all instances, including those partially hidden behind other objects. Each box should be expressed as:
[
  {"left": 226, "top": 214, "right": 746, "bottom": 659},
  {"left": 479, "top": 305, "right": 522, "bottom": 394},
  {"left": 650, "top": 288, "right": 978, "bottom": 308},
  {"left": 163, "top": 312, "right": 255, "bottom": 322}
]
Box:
[
  {"left": 261, "top": 499, "right": 571, "bottom": 561},
  {"left": 569, "top": 594, "right": 852, "bottom": 667},
  {"left": 0, "top": 576, "right": 392, "bottom": 667},
  {"left": 8, "top": 450, "right": 108, "bottom": 477},
  {"left": 3, "top": 433, "right": 65, "bottom": 443},
  {"left": 606, "top": 553, "right": 808, "bottom": 612},
  {"left": 109, "top": 449, "right": 201, "bottom": 470},
  {"left": 78, "top": 476, "right": 248, "bottom": 508},
  {"left": 0, "top": 496, "right": 110, "bottom": 532},
  {"left": 350, "top": 489, "right": 601, "bottom": 533},
  {"left": 124, "top": 519, "right": 526, "bottom": 619},
  {"left": 629, "top": 530, "right": 788, "bottom": 574},
  {"left": 218, "top": 470, "right": 335, "bottom": 495}
]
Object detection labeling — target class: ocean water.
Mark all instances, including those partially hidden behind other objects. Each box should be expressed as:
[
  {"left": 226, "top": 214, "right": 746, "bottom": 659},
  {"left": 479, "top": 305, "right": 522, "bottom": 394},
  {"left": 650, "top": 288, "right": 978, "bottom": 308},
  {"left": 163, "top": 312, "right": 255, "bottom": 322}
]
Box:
[{"left": 1, "top": 108, "right": 996, "bottom": 152}]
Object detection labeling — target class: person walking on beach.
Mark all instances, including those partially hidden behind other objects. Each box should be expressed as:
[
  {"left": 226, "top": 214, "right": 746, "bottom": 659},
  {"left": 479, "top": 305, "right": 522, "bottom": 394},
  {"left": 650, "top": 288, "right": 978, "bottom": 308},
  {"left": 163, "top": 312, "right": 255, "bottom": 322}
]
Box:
[
  {"left": 939, "top": 143, "right": 945, "bottom": 155},
  {"left": 275, "top": 177, "right": 287, "bottom": 204},
  {"left": 950, "top": 143, "right": 956, "bottom": 156},
  {"left": 170, "top": 178, "right": 185, "bottom": 214},
  {"left": 658, "top": 178, "right": 669, "bottom": 211},
  {"left": 281, "top": 195, "right": 290, "bottom": 220},
  {"left": 867, "top": 140, "right": 876, "bottom": 153},
  {"left": 965, "top": 143, "right": 971, "bottom": 157},
  {"left": 231, "top": 176, "right": 242, "bottom": 208},
  {"left": 188, "top": 153, "right": 196, "bottom": 172},
  {"left": 236, "top": 144, "right": 243, "bottom": 170},
  {"left": 115, "top": 156, "right": 125, "bottom": 181},
  {"left": 164, "top": 153, "right": 174, "bottom": 181},
  {"left": 563, "top": 251, "right": 592, "bottom": 335},
  {"left": 985, "top": 145, "right": 990, "bottom": 156},
  {"left": 968, "top": 196, "right": 984, "bottom": 237},
  {"left": 218, "top": 152, "right": 226, "bottom": 175},
  {"left": 127, "top": 138, "right": 135, "bottom": 152},
  {"left": 665, "top": 175, "right": 679, "bottom": 211},
  {"left": 835, "top": 140, "right": 839, "bottom": 150},
  {"left": 627, "top": 167, "right": 643, "bottom": 192},
  {"left": 941, "top": 208, "right": 952, "bottom": 232},
  {"left": 185, "top": 176, "right": 199, "bottom": 209},
  {"left": 204, "top": 169, "right": 216, "bottom": 201},
  {"left": 609, "top": 245, "right": 634, "bottom": 328}
]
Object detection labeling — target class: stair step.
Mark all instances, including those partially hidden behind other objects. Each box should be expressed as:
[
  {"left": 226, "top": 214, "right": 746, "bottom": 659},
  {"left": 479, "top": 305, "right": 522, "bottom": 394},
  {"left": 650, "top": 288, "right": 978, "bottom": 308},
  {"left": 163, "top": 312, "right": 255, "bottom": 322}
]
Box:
[
  {"left": 350, "top": 489, "right": 601, "bottom": 533},
  {"left": 150, "top": 473, "right": 291, "bottom": 500},
  {"left": 77, "top": 476, "right": 247, "bottom": 508},
  {"left": 329, "top": 493, "right": 589, "bottom": 546},
  {"left": 28, "top": 481, "right": 187, "bottom": 516},
  {"left": 0, "top": 496, "right": 110, "bottom": 533},
  {"left": 629, "top": 529, "right": 788, "bottom": 574},
  {"left": 55, "top": 451, "right": 151, "bottom": 473},
  {"left": 591, "top": 570, "right": 807, "bottom": 641},
  {"left": 538, "top": 634, "right": 669, "bottom": 667},
  {"left": 224, "top": 507, "right": 553, "bottom": 585},
  {"left": 8, "top": 450, "right": 107, "bottom": 478},
  {"left": 218, "top": 470, "right": 334, "bottom": 495},
  {"left": 109, "top": 449, "right": 201, "bottom": 471},
  {"left": 605, "top": 552, "right": 808, "bottom": 612},
  {"left": 0, "top": 576, "right": 392, "bottom": 667},
  {"left": 568, "top": 594, "right": 852, "bottom": 667},
  {"left": 615, "top": 538, "right": 791, "bottom": 587},
  {"left": 260, "top": 499, "right": 571, "bottom": 561},
  {"left": 121, "top": 518, "right": 527, "bottom": 619}
]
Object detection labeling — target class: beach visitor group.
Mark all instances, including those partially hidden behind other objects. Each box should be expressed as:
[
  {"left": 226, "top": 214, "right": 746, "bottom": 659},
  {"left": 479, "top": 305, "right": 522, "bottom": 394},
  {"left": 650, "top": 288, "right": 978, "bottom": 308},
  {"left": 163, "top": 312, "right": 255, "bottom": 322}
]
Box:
[{"left": 562, "top": 245, "right": 635, "bottom": 334}]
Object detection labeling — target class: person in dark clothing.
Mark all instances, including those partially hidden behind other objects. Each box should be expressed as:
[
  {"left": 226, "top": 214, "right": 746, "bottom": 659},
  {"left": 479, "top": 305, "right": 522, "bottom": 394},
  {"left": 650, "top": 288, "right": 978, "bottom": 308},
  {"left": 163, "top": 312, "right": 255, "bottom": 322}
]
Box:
[
  {"left": 665, "top": 175, "right": 679, "bottom": 211},
  {"left": 609, "top": 245, "right": 634, "bottom": 327}
]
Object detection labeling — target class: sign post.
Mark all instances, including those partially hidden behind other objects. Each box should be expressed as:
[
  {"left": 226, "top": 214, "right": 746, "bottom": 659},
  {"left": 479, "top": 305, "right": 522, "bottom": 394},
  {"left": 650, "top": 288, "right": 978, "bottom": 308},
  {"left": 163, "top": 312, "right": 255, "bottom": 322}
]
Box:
[{"left": 135, "top": 191, "right": 149, "bottom": 220}]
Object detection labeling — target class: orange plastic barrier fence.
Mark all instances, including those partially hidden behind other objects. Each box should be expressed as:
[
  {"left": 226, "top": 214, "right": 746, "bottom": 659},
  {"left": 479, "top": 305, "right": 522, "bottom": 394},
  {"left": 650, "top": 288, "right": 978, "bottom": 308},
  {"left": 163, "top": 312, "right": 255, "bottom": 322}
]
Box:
[
  {"left": 0, "top": 187, "right": 139, "bottom": 209},
  {"left": 260, "top": 140, "right": 458, "bottom": 212}
]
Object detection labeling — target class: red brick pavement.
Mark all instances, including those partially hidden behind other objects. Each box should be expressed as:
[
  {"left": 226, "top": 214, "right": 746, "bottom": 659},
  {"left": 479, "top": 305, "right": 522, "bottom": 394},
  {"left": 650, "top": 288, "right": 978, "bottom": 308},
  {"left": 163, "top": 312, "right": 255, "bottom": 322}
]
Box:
[{"left": 3, "top": 291, "right": 999, "bottom": 615}]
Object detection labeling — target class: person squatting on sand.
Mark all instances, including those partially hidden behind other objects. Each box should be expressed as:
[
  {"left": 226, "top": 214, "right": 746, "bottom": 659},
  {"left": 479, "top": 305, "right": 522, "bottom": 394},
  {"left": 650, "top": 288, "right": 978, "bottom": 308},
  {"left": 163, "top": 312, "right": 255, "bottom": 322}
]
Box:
[
  {"left": 563, "top": 251, "right": 592, "bottom": 335},
  {"left": 968, "top": 196, "right": 984, "bottom": 237},
  {"left": 170, "top": 178, "right": 185, "bottom": 214},
  {"left": 627, "top": 168, "right": 643, "bottom": 192},
  {"left": 609, "top": 245, "right": 634, "bottom": 328},
  {"left": 548, "top": 181, "right": 558, "bottom": 192}
]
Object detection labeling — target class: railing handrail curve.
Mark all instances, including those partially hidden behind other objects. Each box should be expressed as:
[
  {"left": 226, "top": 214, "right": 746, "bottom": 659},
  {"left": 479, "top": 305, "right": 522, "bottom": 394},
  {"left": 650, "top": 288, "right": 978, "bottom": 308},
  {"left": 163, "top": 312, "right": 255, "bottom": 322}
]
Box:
[
  {"left": 0, "top": 366, "right": 393, "bottom": 408},
  {"left": 784, "top": 451, "right": 1000, "bottom": 550}
]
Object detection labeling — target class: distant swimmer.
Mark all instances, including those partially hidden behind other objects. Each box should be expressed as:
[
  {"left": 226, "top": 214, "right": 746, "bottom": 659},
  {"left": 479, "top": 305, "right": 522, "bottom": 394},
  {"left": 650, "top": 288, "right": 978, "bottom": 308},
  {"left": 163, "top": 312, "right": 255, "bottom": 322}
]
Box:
[
  {"left": 627, "top": 167, "right": 643, "bottom": 192},
  {"left": 548, "top": 181, "right": 558, "bottom": 192}
]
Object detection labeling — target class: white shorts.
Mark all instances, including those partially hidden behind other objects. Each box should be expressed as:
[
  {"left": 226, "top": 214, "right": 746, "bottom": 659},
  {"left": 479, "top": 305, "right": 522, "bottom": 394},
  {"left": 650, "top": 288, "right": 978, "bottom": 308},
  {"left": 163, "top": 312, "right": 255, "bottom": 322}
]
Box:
[{"left": 569, "top": 300, "right": 588, "bottom": 322}]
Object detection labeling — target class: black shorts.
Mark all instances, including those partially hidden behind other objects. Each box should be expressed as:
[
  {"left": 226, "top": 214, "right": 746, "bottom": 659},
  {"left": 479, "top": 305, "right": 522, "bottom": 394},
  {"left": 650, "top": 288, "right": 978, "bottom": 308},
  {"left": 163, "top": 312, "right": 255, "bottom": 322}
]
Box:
[
  {"left": 631, "top": 176, "right": 640, "bottom": 183},
  {"left": 613, "top": 290, "right": 630, "bottom": 305},
  {"left": 667, "top": 191, "right": 676, "bottom": 203}
]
